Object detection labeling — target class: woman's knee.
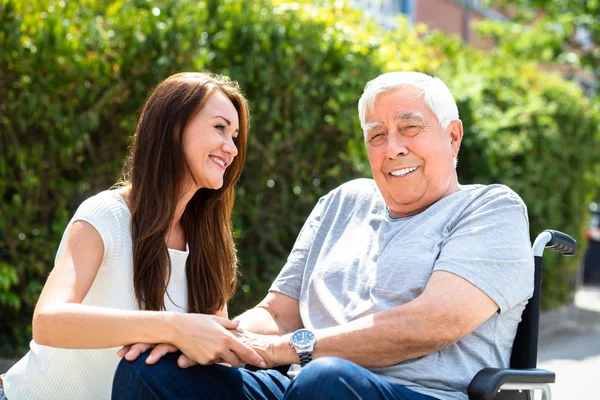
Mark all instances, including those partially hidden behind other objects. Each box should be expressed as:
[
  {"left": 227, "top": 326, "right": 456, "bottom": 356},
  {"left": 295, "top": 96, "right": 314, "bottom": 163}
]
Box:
[
  {"left": 112, "top": 350, "right": 161, "bottom": 399},
  {"left": 112, "top": 351, "right": 221, "bottom": 399},
  {"left": 113, "top": 350, "right": 154, "bottom": 387}
]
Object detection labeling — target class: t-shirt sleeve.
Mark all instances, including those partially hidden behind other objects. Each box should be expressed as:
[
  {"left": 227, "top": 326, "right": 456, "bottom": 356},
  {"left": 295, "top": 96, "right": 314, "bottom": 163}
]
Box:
[
  {"left": 433, "top": 187, "right": 534, "bottom": 314},
  {"left": 54, "top": 193, "right": 121, "bottom": 265},
  {"left": 269, "top": 195, "right": 328, "bottom": 300}
]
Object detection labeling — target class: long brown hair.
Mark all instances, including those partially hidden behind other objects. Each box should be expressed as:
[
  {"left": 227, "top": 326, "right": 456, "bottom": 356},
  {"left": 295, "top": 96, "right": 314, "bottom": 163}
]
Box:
[{"left": 120, "top": 72, "right": 249, "bottom": 314}]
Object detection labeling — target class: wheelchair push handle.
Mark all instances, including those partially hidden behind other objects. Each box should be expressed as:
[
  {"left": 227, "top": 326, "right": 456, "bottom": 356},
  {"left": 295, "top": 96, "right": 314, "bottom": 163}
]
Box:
[
  {"left": 545, "top": 229, "right": 577, "bottom": 255},
  {"left": 533, "top": 230, "right": 577, "bottom": 257}
]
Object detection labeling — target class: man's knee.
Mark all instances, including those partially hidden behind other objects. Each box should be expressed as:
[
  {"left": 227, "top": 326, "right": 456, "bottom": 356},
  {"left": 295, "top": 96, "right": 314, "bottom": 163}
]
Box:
[
  {"left": 285, "top": 357, "right": 358, "bottom": 398},
  {"left": 301, "top": 357, "right": 354, "bottom": 379}
]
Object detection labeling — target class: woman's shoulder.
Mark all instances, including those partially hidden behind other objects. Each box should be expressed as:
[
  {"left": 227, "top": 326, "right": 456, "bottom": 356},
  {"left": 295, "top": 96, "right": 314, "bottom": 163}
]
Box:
[
  {"left": 73, "top": 188, "right": 130, "bottom": 228},
  {"left": 82, "top": 188, "right": 128, "bottom": 208},
  {"left": 54, "top": 188, "right": 131, "bottom": 264}
]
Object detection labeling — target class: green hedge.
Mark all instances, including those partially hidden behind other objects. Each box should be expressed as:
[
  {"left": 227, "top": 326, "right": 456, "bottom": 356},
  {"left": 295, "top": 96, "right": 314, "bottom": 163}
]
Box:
[
  {"left": 1, "top": 0, "right": 598, "bottom": 354},
  {"left": 427, "top": 32, "right": 600, "bottom": 308}
]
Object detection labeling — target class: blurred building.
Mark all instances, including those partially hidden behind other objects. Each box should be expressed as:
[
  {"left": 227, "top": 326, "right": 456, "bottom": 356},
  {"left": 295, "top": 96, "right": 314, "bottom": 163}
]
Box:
[
  {"left": 354, "top": 0, "right": 505, "bottom": 47},
  {"left": 355, "top": 0, "right": 597, "bottom": 95}
]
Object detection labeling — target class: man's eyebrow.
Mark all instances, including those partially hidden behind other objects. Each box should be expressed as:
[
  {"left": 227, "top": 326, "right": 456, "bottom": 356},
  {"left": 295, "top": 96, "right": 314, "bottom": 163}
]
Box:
[
  {"left": 365, "top": 112, "right": 425, "bottom": 132},
  {"left": 394, "top": 111, "right": 425, "bottom": 122},
  {"left": 364, "top": 121, "right": 383, "bottom": 132}
]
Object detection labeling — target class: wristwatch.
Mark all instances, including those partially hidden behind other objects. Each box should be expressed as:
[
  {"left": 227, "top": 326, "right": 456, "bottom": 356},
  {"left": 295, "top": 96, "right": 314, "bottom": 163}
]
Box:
[{"left": 289, "top": 328, "right": 316, "bottom": 367}]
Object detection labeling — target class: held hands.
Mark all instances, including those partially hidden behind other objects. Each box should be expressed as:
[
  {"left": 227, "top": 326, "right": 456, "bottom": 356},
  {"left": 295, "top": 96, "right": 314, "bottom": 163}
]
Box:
[
  {"left": 117, "top": 314, "right": 267, "bottom": 369},
  {"left": 230, "top": 328, "right": 277, "bottom": 368},
  {"left": 231, "top": 328, "right": 298, "bottom": 368}
]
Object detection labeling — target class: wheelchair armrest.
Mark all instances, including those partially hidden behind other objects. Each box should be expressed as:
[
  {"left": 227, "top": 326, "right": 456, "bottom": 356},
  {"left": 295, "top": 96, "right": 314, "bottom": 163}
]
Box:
[{"left": 467, "top": 368, "right": 555, "bottom": 400}]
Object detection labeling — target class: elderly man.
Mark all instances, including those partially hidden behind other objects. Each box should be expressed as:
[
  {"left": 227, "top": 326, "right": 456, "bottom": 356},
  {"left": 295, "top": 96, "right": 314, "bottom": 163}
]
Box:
[{"left": 113, "top": 72, "right": 533, "bottom": 400}]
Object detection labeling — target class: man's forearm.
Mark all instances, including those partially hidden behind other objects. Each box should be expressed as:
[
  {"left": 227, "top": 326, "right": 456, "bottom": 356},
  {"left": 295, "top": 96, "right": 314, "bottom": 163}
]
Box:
[
  {"left": 234, "top": 306, "right": 288, "bottom": 335},
  {"left": 312, "top": 303, "right": 454, "bottom": 368},
  {"left": 234, "top": 291, "right": 303, "bottom": 336},
  {"left": 269, "top": 271, "right": 498, "bottom": 369},
  {"left": 232, "top": 303, "right": 445, "bottom": 368},
  {"left": 272, "top": 300, "right": 459, "bottom": 368}
]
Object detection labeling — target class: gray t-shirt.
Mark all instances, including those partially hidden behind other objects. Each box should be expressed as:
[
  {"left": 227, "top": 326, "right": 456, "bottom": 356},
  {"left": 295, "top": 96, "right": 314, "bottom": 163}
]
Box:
[{"left": 270, "top": 178, "right": 534, "bottom": 400}]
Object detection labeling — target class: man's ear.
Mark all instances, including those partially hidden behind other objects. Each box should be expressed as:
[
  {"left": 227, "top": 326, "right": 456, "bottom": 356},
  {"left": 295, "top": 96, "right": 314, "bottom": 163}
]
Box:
[{"left": 448, "top": 120, "right": 463, "bottom": 158}]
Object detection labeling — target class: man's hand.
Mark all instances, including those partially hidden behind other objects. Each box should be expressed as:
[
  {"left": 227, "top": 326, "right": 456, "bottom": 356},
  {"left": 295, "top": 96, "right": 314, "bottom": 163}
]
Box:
[
  {"left": 230, "top": 329, "right": 277, "bottom": 368},
  {"left": 231, "top": 328, "right": 298, "bottom": 368}
]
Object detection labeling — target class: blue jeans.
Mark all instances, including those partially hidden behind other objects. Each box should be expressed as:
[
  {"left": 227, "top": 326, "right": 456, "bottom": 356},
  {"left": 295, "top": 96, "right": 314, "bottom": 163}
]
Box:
[{"left": 112, "top": 351, "right": 438, "bottom": 400}]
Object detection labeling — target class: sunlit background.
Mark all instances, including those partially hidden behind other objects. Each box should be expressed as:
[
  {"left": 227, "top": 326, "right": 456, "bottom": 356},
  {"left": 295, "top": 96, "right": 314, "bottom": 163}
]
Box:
[{"left": 1, "top": 1, "right": 599, "bottom": 398}]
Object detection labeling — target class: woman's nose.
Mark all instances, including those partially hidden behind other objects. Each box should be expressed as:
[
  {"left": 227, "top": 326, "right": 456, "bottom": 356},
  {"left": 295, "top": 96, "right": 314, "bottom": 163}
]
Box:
[{"left": 223, "top": 136, "right": 238, "bottom": 157}]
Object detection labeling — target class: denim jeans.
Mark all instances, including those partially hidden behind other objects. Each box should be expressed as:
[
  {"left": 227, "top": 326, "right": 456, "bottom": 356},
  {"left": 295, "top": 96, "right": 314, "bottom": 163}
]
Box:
[{"left": 112, "top": 351, "right": 438, "bottom": 400}]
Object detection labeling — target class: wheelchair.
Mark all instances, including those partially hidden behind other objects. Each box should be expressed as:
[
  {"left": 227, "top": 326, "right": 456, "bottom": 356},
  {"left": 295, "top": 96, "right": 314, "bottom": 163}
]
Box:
[{"left": 467, "top": 229, "right": 577, "bottom": 400}]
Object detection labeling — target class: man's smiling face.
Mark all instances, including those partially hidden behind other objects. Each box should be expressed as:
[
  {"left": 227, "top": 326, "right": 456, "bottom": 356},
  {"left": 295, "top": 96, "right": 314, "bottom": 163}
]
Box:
[{"left": 364, "top": 86, "right": 463, "bottom": 218}]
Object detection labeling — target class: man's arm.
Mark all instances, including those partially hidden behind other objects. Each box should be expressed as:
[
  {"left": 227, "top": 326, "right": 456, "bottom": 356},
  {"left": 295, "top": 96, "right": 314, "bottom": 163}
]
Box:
[
  {"left": 269, "top": 270, "right": 498, "bottom": 368},
  {"left": 234, "top": 291, "right": 303, "bottom": 335},
  {"left": 234, "top": 194, "right": 327, "bottom": 337}
]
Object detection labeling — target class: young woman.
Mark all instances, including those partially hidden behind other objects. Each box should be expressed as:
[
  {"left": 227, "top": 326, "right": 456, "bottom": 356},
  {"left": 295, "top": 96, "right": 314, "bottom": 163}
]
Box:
[{"left": 0, "top": 72, "right": 266, "bottom": 400}]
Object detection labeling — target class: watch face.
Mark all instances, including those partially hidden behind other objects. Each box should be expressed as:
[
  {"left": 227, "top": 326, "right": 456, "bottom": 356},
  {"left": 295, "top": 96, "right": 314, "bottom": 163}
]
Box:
[{"left": 291, "top": 329, "right": 315, "bottom": 347}]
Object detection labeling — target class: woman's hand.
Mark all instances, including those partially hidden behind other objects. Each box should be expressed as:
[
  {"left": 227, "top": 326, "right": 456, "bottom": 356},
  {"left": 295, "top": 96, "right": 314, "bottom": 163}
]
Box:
[
  {"left": 117, "top": 343, "right": 196, "bottom": 368},
  {"left": 117, "top": 313, "right": 267, "bottom": 368},
  {"left": 169, "top": 313, "right": 267, "bottom": 368}
]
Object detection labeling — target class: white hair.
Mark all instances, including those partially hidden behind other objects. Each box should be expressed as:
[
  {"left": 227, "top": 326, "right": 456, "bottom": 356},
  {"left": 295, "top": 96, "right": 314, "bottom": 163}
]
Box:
[{"left": 358, "top": 72, "right": 459, "bottom": 133}]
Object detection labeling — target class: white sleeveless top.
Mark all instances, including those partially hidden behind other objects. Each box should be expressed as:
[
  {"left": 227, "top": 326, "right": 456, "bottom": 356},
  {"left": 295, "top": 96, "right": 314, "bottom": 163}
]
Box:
[{"left": 4, "top": 190, "right": 190, "bottom": 400}]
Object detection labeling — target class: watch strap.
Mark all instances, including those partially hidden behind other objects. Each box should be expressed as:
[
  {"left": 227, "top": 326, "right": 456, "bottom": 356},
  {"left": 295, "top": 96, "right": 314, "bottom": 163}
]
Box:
[{"left": 298, "top": 351, "right": 312, "bottom": 367}]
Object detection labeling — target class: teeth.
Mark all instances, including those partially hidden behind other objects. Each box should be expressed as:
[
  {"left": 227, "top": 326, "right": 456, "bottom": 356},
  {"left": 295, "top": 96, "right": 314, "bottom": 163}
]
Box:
[
  {"left": 210, "top": 156, "right": 225, "bottom": 167},
  {"left": 390, "top": 166, "right": 417, "bottom": 177}
]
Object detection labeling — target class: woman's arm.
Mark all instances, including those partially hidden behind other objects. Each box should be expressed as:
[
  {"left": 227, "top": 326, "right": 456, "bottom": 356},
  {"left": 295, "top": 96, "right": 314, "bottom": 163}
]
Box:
[
  {"left": 33, "top": 220, "right": 176, "bottom": 347},
  {"left": 32, "top": 220, "right": 266, "bottom": 367}
]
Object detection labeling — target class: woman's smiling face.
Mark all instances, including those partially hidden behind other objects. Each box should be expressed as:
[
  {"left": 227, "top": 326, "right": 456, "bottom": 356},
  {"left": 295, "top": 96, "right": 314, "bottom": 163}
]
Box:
[{"left": 181, "top": 90, "right": 240, "bottom": 191}]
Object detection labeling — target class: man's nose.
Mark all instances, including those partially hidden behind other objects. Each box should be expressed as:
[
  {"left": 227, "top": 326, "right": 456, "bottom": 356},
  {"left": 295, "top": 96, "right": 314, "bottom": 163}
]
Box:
[{"left": 385, "top": 134, "right": 408, "bottom": 159}]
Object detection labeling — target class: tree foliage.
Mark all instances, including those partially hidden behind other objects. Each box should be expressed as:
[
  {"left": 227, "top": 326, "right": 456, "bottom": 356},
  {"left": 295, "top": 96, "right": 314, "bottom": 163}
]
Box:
[
  {"left": 481, "top": 0, "right": 600, "bottom": 93},
  {"left": 428, "top": 32, "right": 600, "bottom": 307},
  {"left": 1, "top": 0, "right": 598, "bottom": 354}
]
